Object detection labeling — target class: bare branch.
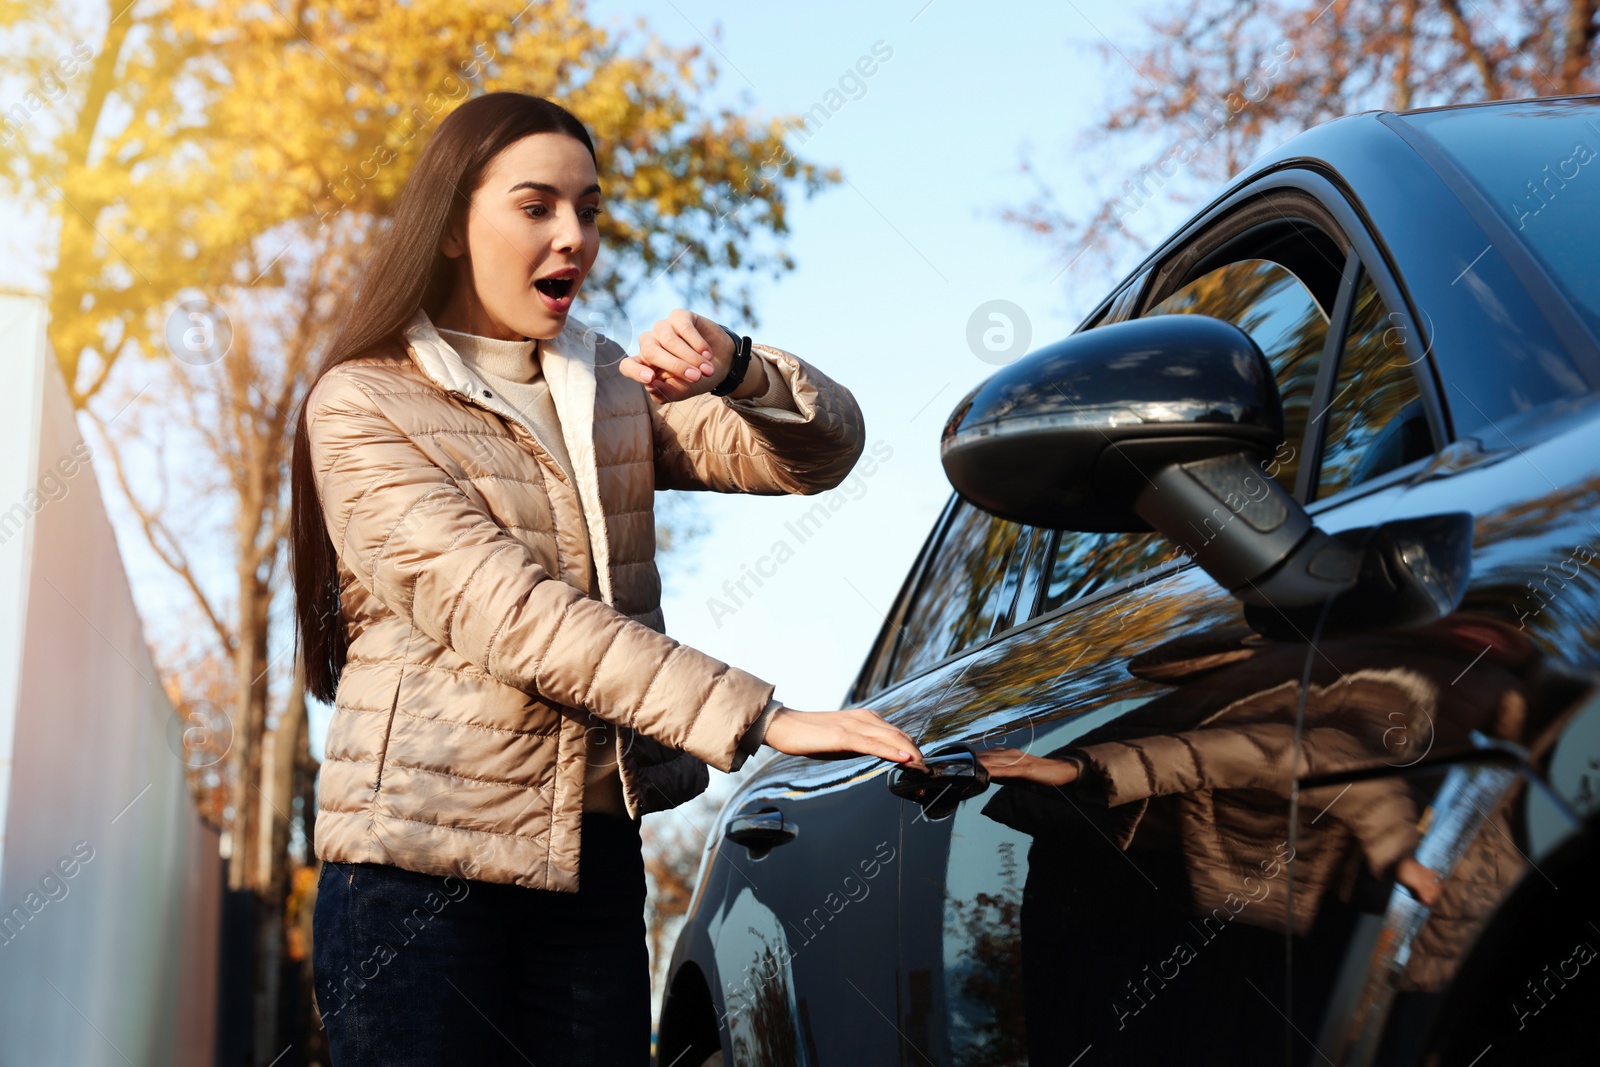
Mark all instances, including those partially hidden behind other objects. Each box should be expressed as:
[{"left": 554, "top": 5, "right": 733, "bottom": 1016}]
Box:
[
  {"left": 85, "top": 406, "right": 238, "bottom": 656},
  {"left": 1439, "top": 0, "right": 1502, "bottom": 97}
]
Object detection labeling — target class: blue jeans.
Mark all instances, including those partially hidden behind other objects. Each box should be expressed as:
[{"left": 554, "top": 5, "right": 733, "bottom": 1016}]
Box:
[{"left": 312, "top": 811, "right": 651, "bottom": 1066}]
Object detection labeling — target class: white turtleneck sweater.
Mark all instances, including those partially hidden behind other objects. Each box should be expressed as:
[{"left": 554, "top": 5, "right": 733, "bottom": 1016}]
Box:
[{"left": 436, "top": 324, "right": 793, "bottom": 818}]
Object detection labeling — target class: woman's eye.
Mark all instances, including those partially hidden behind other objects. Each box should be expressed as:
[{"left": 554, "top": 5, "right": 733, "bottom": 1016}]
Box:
[{"left": 522, "top": 204, "right": 603, "bottom": 223}]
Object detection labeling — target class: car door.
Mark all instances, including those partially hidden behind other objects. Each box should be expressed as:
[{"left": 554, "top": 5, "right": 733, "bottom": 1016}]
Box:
[
  {"left": 705, "top": 749, "right": 907, "bottom": 1066},
  {"left": 880, "top": 184, "right": 1469, "bottom": 1065}
]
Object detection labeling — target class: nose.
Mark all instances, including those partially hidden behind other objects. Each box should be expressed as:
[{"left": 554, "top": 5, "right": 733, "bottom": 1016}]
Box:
[{"left": 552, "top": 204, "right": 585, "bottom": 255}]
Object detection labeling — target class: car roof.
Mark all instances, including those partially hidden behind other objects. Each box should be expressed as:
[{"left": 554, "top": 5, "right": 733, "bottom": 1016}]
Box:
[
  {"left": 1245, "top": 92, "right": 1600, "bottom": 187},
  {"left": 1391, "top": 92, "right": 1600, "bottom": 119}
]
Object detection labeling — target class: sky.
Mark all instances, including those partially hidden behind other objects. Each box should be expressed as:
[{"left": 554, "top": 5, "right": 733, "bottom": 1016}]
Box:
[{"left": 4, "top": 0, "right": 1262, "bottom": 776}]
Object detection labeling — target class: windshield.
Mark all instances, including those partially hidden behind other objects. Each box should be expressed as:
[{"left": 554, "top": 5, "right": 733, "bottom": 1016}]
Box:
[{"left": 1402, "top": 99, "right": 1600, "bottom": 338}]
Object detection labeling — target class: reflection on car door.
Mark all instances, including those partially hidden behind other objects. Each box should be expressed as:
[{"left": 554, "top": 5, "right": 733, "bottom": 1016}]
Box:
[{"left": 893, "top": 538, "right": 1319, "bottom": 1065}]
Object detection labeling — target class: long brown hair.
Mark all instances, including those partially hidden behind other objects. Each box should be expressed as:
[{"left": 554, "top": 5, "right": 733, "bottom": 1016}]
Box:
[{"left": 291, "top": 92, "right": 599, "bottom": 702}]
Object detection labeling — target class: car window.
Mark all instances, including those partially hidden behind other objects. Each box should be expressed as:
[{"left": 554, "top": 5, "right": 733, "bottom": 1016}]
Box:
[
  {"left": 1038, "top": 530, "right": 1172, "bottom": 615},
  {"left": 1146, "top": 257, "right": 1331, "bottom": 495},
  {"left": 992, "top": 525, "right": 1054, "bottom": 631},
  {"left": 1316, "top": 269, "right": 1435, "bottom": 498},
  {"left": 884, "top": 499, "right": 1029, "bottom": 686}
]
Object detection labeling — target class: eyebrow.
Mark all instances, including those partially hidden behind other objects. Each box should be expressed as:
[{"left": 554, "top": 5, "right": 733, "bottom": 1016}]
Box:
[{"left": 507, "top": 180, "right": 602, "bottom": 198}]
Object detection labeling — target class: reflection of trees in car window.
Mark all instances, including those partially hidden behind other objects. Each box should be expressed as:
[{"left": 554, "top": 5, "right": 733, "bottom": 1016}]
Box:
[
  {"left": 992, "top": 526, "right": 1053, "bottom": 631},
  {"left": 1318, "top": 271, "right": 1433, "bottom": 498},
  {"left": 887, "top": 501, "right": 1025, "bottom": 685},
  {"left": 1040, "top": 530, "right": 1170, "bottom": 615},
  {"left": 1148, "top": 258, "right": 1331, "bottom": 495}
]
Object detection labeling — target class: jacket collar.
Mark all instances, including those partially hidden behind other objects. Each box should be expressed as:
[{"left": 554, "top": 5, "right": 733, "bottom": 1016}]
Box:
[{"left": 400, "top": 307, "right": 616, "bottom": 606}]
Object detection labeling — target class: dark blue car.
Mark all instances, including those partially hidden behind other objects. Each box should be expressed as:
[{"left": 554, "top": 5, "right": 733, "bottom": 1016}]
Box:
[{"left": 659, "top": 95, "right": 1600, "bottom": 1067}]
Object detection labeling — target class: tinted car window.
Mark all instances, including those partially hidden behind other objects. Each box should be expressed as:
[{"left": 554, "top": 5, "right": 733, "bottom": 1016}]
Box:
[
  {"left": 1039, "top": 531, "right": 1168, "bottom": 614},
  {"left": 1317, "top": 269, "right": 1434, "bottom": 498},
  {"left": 885, "top": 500, "right": 1026, "bottom": 685},
  {"left": 1146, "top": 258, "right": 1331, "bottom": 494},
  {"left": 993, "top": 525, "right": 1054, "bottom": 630}
]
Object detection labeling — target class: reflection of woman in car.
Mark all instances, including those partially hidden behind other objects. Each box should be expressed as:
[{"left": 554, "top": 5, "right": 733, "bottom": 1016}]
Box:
[
  {"left": 978, "top": 724, "right": 1442, "bottom": 910},
  {"left": 960, "top": 625, "right": 1534, "bottom": 1064},
  {"left": 980, "top": 614, "right": 1542, "bottom": 929}
]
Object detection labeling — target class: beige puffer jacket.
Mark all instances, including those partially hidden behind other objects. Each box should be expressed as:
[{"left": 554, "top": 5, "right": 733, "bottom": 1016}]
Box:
[{"left": 307, "top": 308, "right": 865, "bottom": 890}]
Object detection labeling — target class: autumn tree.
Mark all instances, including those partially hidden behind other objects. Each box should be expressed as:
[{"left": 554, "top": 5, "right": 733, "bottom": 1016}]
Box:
[{"left": 1008, "top": 0, "right": 1600, "bottom": 273}]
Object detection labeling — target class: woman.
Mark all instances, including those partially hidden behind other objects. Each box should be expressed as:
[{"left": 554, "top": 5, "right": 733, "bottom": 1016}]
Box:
[{"left": 294, "top": 91, "right": 923, "bottom": 1066}]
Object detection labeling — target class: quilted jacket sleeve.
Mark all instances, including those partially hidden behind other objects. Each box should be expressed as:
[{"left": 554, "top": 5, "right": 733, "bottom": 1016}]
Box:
[
  {"left": 651, "top": 341, "right": 865, "bottom": 494},
  {"left": 305, "top": 364, "right": 775, "bottom": 773},
  {"left": 1073, "top": 722, "right": 1421, "bottom": 874}
]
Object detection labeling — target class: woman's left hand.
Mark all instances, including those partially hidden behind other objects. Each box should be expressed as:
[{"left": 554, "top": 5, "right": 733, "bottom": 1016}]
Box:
[{"left": 619, "top": 308, "right": 767, "bottom": 403}]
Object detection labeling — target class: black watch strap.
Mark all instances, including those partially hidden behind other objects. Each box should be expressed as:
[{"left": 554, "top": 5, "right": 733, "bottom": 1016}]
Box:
[{"left": 710, "top": 321, "right": 753, "bottom": 397}]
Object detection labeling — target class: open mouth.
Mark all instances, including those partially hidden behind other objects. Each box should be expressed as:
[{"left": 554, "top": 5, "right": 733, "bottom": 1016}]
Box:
[{"left": 534, "top": 276, "right": 576, "bottom": 300}]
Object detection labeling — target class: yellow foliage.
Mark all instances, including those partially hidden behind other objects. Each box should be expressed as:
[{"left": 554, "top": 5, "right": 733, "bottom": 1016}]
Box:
[{"left": 3, "top": 0, "right": 840, "bottom": 408}]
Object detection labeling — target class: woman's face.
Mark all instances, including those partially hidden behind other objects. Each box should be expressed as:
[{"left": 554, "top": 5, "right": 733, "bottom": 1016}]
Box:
[{"left": 438, "top": 132, "right": 602, "bottom": 341}]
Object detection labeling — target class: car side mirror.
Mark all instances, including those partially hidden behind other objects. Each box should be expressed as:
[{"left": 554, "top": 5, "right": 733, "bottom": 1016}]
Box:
[{"left": 940, "top": 314, "right": 1362, "bottom": 610}]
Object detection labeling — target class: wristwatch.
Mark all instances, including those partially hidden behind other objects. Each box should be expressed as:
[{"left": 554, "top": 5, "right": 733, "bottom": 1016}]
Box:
[{"left": 709, "top": 320, "right": 753, "bottom": 397}]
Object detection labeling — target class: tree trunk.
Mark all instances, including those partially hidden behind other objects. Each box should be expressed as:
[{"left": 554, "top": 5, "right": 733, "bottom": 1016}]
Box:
[
  {"left": 1393, "top": 0, "right": 1417, "bottom": 109},
  {"left": 252, "top": 671, "right": 306, "bottom": 1065},
  {"left": 1562, "top": 0, "right": 1600, "bottom": 93},
  {"left": 227, "top": 575, "right": 272, "bottom": 891}
]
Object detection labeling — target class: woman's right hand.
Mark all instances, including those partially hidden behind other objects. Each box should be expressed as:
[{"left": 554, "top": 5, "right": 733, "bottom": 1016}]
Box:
[{"left": 761, "top": 707, "right": 924, "bottom": 766}]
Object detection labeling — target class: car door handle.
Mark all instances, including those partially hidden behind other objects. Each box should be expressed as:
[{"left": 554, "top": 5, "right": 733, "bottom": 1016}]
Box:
[
  {"left": 725, "top": 806, "right": 797, "bottom": 854},
  {"left": 887, "top": 742, "right": 990, "bottom": 819}
]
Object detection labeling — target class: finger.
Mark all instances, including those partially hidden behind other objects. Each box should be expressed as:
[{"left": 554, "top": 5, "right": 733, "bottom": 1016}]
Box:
[
  {"left": 672, "top": 310, "right": 720, "bottom": 375},
  {"left": 623, "top": 355, "right": 684, "bottom": 402},
  {"left": 618, "top": 355, "right": 654, "bottom": 386},
  {"left": 859, "top": 724, "right": 921, "bottom": 763},
  {"left": 638, "top": 333, "right": 707, "bottom": 384},
  {"left": 869, "top": 741, "right": 919, "bottom": 763},
  {"left": 650, "top": 324, "right": 716, "bottom": 382}
]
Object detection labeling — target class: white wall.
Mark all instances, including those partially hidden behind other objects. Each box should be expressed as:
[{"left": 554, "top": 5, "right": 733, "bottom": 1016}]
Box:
[{"left": 0, "top": 293, "right": 220, "bottom": 1067}]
